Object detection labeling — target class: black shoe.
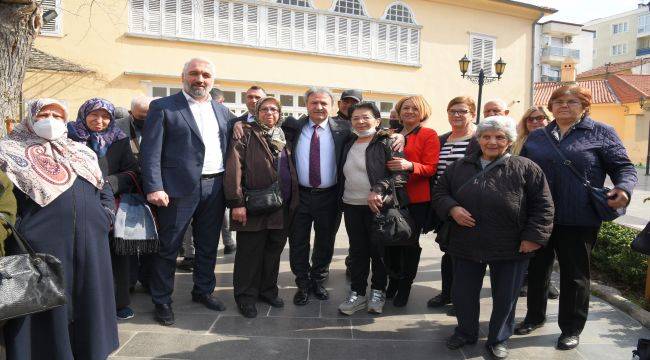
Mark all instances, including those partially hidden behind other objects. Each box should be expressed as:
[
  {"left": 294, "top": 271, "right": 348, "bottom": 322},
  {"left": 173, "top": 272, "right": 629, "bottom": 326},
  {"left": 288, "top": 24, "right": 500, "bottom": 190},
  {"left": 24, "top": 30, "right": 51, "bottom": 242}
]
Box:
[
  {"left": 548, "top": 284, "right": 560, "bottom": 300},
  {"left": 385, "top": 279, "right": 398, "bottom": 299},
  {"left": 446, "top": 333, "right": 477, "bottom": 350},
  {"left": 260, "top": 295, "right": 284, "bottom": 308},
  {"left": 154, "top": 304, "right": 175, "bottom": 326},
  {"left": 557, "top": 334, "right": 579, "bottom": 350},
  {"left": 393, "top": 283, "right": 412, "bottom": 307},
  {"left": 446, "top": 305, "right": 456, "bottom": 317},
  {"left": 312, "top": 282, "right": 329, "bottom": 300},
  {"left": 238, "top": 302, "right": 258, "bottom": 318},
  {"left": 293, "top": 288, "right": 309, "bottom": 306},
  {"left": 224, "top": 244, "right": 236, "bottom": 254},
  {"left": 427, "top": 293, "right": 451, "bottom": 308},
  {"left": 519, "top": 285, "right": 528, "bottom": 297},
  {"left": 486, "top": 342, "right": 508, "bottom": 359},
  {"left": 514, "top": 320, "right": 545, "bottom": 335},
  {"left": 191, "top": 293, "right": 226, "bottom": 311},
  {"left": 177, "top": 257, "right": 194, "bottom": 271}
]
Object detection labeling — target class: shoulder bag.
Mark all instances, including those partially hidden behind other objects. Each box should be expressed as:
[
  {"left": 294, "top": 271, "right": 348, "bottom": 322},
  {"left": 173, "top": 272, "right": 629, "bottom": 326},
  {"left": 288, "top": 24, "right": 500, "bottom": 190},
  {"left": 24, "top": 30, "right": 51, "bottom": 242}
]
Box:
[
  {"left": 0, "top": 213, "right": 66, "bottom": 321},
  {"left": 371, "top": 179, "right": 415, "bottom": 247},
  {"left": 243, "top": 133, "right": 283, "bottom": 215},
  {"left": 542, "top": 129, "right": 625, "bottom": 222}
]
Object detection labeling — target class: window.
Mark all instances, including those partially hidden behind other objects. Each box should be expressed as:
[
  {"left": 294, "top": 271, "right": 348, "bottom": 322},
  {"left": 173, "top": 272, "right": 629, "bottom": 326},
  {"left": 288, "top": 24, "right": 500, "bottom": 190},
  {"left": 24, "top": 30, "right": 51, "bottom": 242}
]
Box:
[
  {"left": 612, "top": 43, "right": 628, "bottom": 56},
  {"left": 384, "top": 2, "right": 415, "bottom": 24},
  {"left": 640, "top": 14, "right": 650, "bottom": 34},
  {"left": 152, "top": 86, "right": 182, "bottom": 97},
  {"left": 379, "top": 101, "right": 394, "bottom": 113},
  {"left": 277, "top": 0, "right": 311, "bottom": 7},
  {"left": 612, "top": 22, "right": 628, "bottom": 34},
  {"left": 469, "top": 34, "right": 496, "bottom": 76},
  {"left": 40, "top": 0, "right": 62, "bottom": 35},
  {"left": 333, "top": 0, "right": 366, "bottom": 16}
]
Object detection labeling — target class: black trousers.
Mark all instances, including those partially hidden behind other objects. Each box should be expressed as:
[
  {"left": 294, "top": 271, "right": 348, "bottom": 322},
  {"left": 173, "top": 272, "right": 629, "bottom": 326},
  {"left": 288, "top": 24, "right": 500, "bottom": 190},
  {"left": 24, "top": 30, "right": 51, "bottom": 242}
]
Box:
[
  {"left": 384, "top": 202, "right": 428, "bottom": 284},
  {"left": 452, "top": 257, "right": 528, "bottom": 345},
  {"left": 110, "top": 250, "right": 131, "bottom": 309},
  {"left": 289, "top": 187, "right": 342, "bottom": 289},
  {"left": 343, "top": 204, "right": 387, "bottom": 296},
  {"left": 233, "top": 225, "right": 288, "bottom": 305},
  {"left": 524, "top": 225, "right": 599, "bottom": 336},
  {"left": 440, "top": 252, "right": 453, "bottom": 298}
]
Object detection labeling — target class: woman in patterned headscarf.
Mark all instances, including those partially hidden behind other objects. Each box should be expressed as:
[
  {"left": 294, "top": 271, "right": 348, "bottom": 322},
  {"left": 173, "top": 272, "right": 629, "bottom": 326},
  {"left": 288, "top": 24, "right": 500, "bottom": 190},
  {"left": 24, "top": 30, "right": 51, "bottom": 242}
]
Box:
[
  {"left": 0, "top": 99, "right": 119, "bottom": 360},
  {"left": 69, "top": 98, "right": 142, "bottom": 321}
]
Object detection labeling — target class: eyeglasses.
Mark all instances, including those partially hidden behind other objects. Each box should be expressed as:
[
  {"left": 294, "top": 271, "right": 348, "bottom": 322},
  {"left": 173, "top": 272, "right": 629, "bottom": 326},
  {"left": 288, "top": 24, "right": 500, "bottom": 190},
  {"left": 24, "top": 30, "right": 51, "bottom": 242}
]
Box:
[
  {"left": 351, "top": 116, "right": 376, "bottom": 122},
  {"left": 259, "top": 107, "right": 279, "bottom": 114},
  {"left": 447, "top": 109, "right": 470, "bottom": 116},
  {"left": 551, "top": 100, "right": 582, "bottom": 107},
  {"left": 526, "top": 115, "right": 548, "bottom": 123}
]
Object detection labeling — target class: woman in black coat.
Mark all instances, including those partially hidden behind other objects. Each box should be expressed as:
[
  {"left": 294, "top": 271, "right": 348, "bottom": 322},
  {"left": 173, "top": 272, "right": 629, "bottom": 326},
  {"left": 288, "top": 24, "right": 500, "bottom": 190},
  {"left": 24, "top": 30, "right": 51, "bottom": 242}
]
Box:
[
  {"left": 68, "top": 98, "right": 141, "bottom": 320},
  {"left": 432, "top": 116, "right": 554, "bottom": 359},
  {"left": 0, "top": 99, "right": 118, "bottom": 360}
]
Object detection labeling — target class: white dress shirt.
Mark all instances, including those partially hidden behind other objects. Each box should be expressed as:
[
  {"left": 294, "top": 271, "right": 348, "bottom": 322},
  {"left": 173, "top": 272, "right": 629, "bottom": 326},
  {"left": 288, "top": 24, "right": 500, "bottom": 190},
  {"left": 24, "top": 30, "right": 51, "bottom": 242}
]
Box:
[
  {"left": 295, "top": 118, "right": 337, "bottom": 188},
  {"left": 183, "top": 91, "right": 223, "bottom": 174},
  {"left": 246, "top": 112, "right": 255, "bottom": 123}
]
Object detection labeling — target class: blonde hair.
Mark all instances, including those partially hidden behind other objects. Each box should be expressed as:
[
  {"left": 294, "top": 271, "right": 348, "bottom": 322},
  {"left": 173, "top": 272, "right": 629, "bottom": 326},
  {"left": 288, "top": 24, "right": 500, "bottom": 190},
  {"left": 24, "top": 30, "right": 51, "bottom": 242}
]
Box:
[
  {"left": 395, "top": 95, "right": 432, "bottom": 122},
  {"left": 511, "top": 106, "right": 551, "bottom": 155}
]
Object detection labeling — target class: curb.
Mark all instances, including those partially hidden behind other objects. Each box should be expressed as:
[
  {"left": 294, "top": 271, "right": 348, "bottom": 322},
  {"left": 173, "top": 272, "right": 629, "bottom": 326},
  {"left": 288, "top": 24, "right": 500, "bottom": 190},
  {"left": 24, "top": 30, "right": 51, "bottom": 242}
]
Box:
[{"left": 590, "top": 280, "right": 650, "bottom": 328}]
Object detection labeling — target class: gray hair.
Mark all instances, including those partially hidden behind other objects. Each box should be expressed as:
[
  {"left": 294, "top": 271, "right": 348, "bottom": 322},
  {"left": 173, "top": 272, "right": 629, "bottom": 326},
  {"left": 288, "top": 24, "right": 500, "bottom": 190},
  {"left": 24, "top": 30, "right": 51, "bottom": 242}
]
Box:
[
  {"left": 476, "top": 116, "right": 517, "bottom": 142},
  {"left": 304, "top": 86, "right": 334, "bottom": 103},
  {"left": 130, "top": 95, "right": 154, "bottom": 111},
  {"left": 484, "top": 99, "right": 508, "bottom": 111},
  {"left": 182, "top": 57, "right": 216, "bottom": 76}
]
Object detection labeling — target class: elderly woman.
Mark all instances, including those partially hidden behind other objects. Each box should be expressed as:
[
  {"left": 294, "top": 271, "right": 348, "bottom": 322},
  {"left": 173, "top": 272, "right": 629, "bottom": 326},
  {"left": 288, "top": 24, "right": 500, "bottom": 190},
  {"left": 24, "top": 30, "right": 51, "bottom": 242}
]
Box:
[
  {"left": 427, "top": 96, "right": 480, "bottom": 310},
  {"left": 517, "top": 85, "right": 638, "bottom": 350},
  {"left": 225, "top": 97, "right": 298, "bottom": 318},
  {"left": 0, "top": 99, "right": 118, "bottom": 360},
  {"left": 385, "top": 95, "right": 439, "bottom": 307},
  {"left": 68, "top": 98, "right": 141, "bottom": 320},
  {"left": 511, "top": 107, "right": 551, "bottom": 155},
  {"left": 337, "top": 102, "right": 408, "bottom": 315},
  {"left": 432, "top": 116, "right": 554, "bottom": 359}
]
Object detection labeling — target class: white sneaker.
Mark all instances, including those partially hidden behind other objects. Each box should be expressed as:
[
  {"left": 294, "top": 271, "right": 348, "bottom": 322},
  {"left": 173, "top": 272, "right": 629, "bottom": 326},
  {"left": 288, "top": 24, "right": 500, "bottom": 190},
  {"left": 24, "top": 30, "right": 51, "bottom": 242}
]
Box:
[
  {"left": 367, "top": 289, "right": 386, "bottom": 314},
  {"left": 338, "top": 291, "right": 367, "bottom": 315}
]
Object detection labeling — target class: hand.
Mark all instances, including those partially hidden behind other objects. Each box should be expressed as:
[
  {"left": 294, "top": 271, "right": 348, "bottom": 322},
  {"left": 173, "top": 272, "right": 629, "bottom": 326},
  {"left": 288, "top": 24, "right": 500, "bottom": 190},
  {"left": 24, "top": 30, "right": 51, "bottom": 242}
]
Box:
[
  {"left": 389, "top": 133, "right": 405, "bottom": 152},
  {"left": 519, "top": 240, "right": 541, "bottom": 253},
  {"left": 232, "top": 121, "right": 244, "bottom": 140},
  {"left": 386, "top": 157, "right": 413, "bottom": 172},
  {"left": 449, "top": 206, "right": 475, "bottom": 227},
  {"left": 232, "top": 207, "right": 247, "bottom": 226},
  {"left": 367, "top": 191, "right": 383, "bottom": 214},
  {"left": 147, "top": 191, "right": 169, "bottom": 207},
  {"left": 607, "top": 188, "right": 629, "bottom": 209}
]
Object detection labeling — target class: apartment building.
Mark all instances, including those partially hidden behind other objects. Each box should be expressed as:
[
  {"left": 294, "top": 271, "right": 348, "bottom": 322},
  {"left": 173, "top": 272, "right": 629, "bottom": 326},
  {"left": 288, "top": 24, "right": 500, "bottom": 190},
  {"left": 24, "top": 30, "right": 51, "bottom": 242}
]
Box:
[{"left": 534, "top": 20, "right": 594, "bottom": 82}]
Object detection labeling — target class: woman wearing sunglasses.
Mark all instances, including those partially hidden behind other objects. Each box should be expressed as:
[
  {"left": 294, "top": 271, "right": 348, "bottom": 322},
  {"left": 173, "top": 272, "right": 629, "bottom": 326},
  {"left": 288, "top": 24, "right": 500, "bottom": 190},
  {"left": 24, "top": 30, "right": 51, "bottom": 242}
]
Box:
[{"left": 511, "top": 107, "right": 551, "bottom": 155}]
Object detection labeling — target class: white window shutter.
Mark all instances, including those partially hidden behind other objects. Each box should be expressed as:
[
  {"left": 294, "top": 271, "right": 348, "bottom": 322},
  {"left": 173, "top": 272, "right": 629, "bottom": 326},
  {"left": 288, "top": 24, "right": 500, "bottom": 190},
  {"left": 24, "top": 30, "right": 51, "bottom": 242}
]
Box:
[
  {"left": 470, "top": 37, "right": 483, "bottom": 75},
  {"left": 147, "top": 0, "right": 162, "bottom": 35},
  {"left": 398, "top": 26, "right": 408, "bottom": 62},
  {"left": 267, "top": 7, "right": 279, "bottom": 47},
  {"left": 202, "top": 0, "right": 215, "bottom": 39},
  {"left": 337, "top": 18, "right": 348, "bottom": 55},
  {"left": 482, "top": 38, "right": 495, "bottom": 76},
  {"left": 279, "top": 8, "right": 292, "bottom": 48},
  {"left": 306, "top": 13, "right": 318, "bottom": 51},
  {"left": 408, "top": 28, "right": 419, "bottom": 64},
  {"left": 324, "top": 15, "right": 336, "bottom": 54},
  {"left": 162, "top": 0, "right": 177, "bottom": 36},
  {"left": 376, "top": 23, "right": 387, "bottom": 60},
  {"left": 216, "top": 1, "right": 230, "bottom": 42},
  {"left": 245, "top": 5, "right": 258, "bottom": 45},
  {"left": 349, "top": 19, "right": 359, "bottom": 56},
  {"left": 40, "top": 0, "right": 58, "bottom": 34},
  {"left": 179, "top": 0, "right": 194, "bottom": 37},
  {"left": 294, "top": 12, "right": 305, "bottom": 50},
  {"left": 360, "top": 20, "right": 371, "bottom": 57},
  {"left": 388, "top": 25, "right": 398, "bottom": 62},
  {"left": 130, "top": 0, "right": 145, "bottom": 33}
]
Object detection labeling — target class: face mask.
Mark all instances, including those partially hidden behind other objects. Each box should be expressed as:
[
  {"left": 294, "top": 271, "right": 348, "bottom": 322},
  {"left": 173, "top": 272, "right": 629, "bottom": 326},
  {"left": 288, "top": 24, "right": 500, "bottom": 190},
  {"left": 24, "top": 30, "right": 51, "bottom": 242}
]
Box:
[
  {"left": 352, "top": 127, "right": 377, "bottom": 138},
  {"left": 33, "top": 117, "right": 67, "bottom": 140}
]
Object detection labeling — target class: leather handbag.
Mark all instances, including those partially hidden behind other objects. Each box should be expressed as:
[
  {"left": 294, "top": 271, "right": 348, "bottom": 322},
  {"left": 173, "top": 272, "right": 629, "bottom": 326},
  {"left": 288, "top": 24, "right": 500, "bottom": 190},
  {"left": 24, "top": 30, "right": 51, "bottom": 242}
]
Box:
[
  {"left": 244, "top": 181, "right": 283, "bottom": 215},
  {"left": 631, "top": 221, "right": 650, "bottom": 255},
  {"left": 542, "top": 129, "right": 625, "bottom": 222},
  {"left": 0, "top": 213, "right": 66, "bottom": 321},
  {"left": 371, "top": 181, "right": 415, "bottom": 247}
]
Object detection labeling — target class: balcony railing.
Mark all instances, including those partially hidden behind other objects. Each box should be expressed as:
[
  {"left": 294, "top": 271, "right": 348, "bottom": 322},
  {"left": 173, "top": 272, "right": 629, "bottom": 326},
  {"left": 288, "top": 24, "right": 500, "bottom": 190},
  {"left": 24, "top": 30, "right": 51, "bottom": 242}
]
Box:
[
  {"left": 541, "top": 46, "right": 580, "bottom": 60},
  {"left": 541, "top": 75, "right": 560, "bottom": 82},
  {"left": 637, "top": 47, "right": 650, "bottom": 56}
]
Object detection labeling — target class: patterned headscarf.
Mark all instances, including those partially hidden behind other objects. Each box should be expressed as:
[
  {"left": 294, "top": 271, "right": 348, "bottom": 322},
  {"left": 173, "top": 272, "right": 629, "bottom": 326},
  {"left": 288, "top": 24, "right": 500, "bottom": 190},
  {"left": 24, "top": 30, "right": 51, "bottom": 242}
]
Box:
[
  {"left": 254, "top": 97, "right": 286, "bottom": 155},
  {"left": 0, "top": 99, "right": 104, "bottom": 207},
  {"left": 67, "top": 98, "right": 126, "bottom": 157}
]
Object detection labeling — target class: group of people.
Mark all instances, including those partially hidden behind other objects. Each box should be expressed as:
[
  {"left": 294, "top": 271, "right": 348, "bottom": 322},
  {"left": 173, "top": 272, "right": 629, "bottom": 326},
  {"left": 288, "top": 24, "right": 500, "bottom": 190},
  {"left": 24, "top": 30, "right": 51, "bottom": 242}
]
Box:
[{"left": 0, "top": 56, "right": 639, "bottom": 360}]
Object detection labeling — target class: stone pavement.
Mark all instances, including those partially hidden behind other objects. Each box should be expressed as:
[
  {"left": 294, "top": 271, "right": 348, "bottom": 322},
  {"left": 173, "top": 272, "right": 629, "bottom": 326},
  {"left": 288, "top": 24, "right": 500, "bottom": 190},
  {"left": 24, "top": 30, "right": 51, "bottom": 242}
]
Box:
[{"left": 110, "top": 228, "right": 650, "bottom": 360}]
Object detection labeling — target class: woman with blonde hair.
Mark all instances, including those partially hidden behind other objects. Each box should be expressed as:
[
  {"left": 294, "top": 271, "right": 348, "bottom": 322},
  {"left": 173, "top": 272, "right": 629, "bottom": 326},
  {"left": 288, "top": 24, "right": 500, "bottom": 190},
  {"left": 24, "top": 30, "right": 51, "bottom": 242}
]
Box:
[{"left": 511, "top": 107, "right": 551, "bottom": 155}]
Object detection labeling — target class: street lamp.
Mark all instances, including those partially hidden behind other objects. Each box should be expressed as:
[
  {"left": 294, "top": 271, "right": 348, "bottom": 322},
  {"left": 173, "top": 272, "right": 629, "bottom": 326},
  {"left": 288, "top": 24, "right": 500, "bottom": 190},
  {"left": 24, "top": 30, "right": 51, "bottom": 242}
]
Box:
[
  {"left": 459, "top": 55, "right": 507, "bottom": 123},
  {"left": 640, "top": 96, "right": 650, "bottom": 176}
]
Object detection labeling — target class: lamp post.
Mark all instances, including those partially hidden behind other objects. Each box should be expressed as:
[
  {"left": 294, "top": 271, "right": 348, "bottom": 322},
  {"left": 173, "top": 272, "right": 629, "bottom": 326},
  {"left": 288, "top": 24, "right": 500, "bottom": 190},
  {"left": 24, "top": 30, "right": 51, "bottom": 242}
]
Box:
[
  {"left": 640, "top": 96, "right": 650, "bottom": 176},
  {"left": 458, "top": 55, "right": 507, "bottom": 123}
]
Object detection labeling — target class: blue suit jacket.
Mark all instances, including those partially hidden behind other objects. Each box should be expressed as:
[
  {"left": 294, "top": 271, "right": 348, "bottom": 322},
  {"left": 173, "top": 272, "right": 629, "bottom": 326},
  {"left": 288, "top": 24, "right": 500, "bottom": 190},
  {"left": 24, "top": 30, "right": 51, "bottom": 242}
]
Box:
[{"left": 140, "top": 92, "right": 235, "bottom": 197}]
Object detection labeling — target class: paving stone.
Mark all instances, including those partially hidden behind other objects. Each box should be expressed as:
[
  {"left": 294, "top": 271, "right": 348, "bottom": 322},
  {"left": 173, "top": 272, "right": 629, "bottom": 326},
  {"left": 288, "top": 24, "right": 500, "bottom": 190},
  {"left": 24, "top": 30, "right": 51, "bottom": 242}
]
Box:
[
  {"left": 117, "top": 312, "right": 219, "bottom": 334},
  {"left": 210, "top": 315, "right": 352, "bottom": 339},
  {"left": 309, "top": 338, "right": 463, "bottom": 360},
  {"left": 351, "top": 318, "right": 457, "bottom": 341}
]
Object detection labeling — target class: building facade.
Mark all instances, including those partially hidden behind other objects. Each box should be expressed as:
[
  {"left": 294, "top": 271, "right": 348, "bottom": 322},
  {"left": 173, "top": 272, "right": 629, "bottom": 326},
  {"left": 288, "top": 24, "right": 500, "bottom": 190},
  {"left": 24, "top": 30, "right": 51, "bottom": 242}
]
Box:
[
  {"left": 533, "top": 20, "right": 594, "bottom": 83},
  {"left": 25, "top": 0, "right": 552, "bottom": 131}
]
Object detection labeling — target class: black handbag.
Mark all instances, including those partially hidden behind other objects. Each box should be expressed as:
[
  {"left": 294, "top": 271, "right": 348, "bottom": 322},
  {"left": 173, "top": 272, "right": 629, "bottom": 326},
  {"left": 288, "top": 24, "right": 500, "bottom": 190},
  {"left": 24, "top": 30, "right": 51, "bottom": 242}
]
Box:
[
  {"left": 244, "top": 181, "right": 283, "bottom": 215},
  {"left": 631, "top": 221, "right": 650, "bottom": 255},
  {"left": 371, "top": 180, "right": 415, "bottom": 247},
  {"left": 542, "top": 129, "right": 625, "bottom": 222},
  {"left": 0, "top": 213, "right": 66, "bottom": 321}
]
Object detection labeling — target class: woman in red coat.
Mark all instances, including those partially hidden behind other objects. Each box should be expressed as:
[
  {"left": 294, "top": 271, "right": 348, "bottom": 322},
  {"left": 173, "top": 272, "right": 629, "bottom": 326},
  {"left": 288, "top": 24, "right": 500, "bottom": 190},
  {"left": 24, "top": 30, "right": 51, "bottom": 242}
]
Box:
[{"left": 385, "top": 95, "right": 440, "bottom": 306}]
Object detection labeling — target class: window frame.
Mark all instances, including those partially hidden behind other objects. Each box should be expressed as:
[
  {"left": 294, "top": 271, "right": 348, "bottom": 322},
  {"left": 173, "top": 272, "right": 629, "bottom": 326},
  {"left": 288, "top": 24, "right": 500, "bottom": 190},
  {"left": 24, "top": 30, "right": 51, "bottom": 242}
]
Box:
[
  {"left": 330, "top": 0, "right": 368, "bottom": 17},
  {"left": 612, "top": 22, "right": 629, "bottom": 35},
  {"left": 40, "top": 0, "right": 63, "bottom": 37},
  {"left": 276, "top": 0, "right": 313, "bottom": 8},
  {"left": 381, "top": 1, "right": 417, "bottom": 25},
  {"left": 611, "top": 43, "right": 628, "bottom": 56},
  {"left": 468, "top": 33, "right": 497, "bottom": 76}
]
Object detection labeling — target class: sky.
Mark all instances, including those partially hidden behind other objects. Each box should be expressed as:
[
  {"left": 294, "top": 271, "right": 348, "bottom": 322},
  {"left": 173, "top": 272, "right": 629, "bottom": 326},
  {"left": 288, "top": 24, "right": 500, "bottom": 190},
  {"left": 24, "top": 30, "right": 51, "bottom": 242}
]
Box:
[{"left": 524, "top": 0, "right": 647, "bottom": 24}]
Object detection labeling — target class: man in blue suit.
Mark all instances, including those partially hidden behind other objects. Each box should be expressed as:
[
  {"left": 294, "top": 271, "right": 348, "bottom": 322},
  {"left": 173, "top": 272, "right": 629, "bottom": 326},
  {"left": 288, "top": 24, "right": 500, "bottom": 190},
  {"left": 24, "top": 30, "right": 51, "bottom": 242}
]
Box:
[{"left": 141, "top": 57, "right": 235, "bottom": 325}]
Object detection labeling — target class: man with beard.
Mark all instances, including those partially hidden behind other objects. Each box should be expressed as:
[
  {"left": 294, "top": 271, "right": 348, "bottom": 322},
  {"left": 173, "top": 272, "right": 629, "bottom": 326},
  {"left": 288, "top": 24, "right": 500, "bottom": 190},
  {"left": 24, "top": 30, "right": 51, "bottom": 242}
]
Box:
[{"left": 141, "top": 57, "right": 235, "bottom": 325}]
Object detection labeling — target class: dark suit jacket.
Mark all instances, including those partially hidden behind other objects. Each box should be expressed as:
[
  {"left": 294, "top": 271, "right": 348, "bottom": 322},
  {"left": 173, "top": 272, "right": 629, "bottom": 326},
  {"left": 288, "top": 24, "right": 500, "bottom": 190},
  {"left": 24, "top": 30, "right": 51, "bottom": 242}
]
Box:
[{"left": 140, "top": 92, "right": 235, "bottom": 197}]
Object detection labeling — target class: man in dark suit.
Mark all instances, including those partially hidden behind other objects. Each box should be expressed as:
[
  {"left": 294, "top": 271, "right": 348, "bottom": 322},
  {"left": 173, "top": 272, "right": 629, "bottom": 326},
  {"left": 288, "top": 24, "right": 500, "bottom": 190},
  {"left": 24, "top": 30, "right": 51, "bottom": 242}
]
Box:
[
  {"left": 141, "top": 57, "right": 235, "bottom": 325},
  {"left": 235, "top": 85, "right": 267, "bottom": 124}
]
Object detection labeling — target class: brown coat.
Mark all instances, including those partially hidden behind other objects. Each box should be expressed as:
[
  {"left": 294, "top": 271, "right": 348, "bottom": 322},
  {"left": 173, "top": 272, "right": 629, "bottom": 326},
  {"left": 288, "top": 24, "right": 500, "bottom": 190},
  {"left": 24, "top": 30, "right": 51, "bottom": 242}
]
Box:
[{"left": 224, "top": 123, "right": 299, "bottom": 231}]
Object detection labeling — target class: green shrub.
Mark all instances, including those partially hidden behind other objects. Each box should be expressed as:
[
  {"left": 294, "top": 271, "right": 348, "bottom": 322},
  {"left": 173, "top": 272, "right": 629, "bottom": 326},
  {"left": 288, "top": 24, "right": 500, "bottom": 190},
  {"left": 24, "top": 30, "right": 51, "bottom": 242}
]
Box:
[{"left": 592, "top": 222, "right": 645, "bottom": 293}]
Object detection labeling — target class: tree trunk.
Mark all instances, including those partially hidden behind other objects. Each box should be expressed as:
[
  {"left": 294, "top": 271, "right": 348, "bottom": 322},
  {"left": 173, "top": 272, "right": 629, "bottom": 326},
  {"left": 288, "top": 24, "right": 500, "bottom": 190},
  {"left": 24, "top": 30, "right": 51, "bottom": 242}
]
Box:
[{"left": 0, "top": 2, "right": 41, "bottom": 136}]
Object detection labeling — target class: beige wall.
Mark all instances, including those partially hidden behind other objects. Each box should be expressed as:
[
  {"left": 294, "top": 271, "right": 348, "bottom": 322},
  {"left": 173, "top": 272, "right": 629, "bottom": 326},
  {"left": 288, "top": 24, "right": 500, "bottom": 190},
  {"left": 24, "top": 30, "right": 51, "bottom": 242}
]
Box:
[
  {"left": 589, "top": 103, "right": 648, "bottom": 164},
  {"left": 26, "top": 0, "right": 543, "bottom": 133},
  {"left": 586, "top": 11, "right": 640, "bottom": 68}
]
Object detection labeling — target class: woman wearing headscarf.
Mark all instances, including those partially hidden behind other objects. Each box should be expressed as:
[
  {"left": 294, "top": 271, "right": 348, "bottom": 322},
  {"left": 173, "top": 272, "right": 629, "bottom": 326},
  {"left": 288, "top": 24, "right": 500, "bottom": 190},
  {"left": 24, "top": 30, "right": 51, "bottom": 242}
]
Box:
[
  {"left": 68, "top": 98, "right": 141, "bottom": 320},
  {"left": 225, "top": 97, "right": 299, "bottom": 318},
  {"left": 0, "top": 99, "right": 118, "bottom": 360}
]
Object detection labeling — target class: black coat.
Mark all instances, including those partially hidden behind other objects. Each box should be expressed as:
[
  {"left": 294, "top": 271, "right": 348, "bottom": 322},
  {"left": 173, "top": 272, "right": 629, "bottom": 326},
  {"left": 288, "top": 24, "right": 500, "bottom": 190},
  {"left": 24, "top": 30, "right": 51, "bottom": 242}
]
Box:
[
  {"left": 5, "top": 179, "right": 118, "bottom": 360},
  {"left": 432, "top": 153, "right": 554, "bottom": 262},
  {"left": 98, "top": 137, "right": 141, "bottom": 196}
]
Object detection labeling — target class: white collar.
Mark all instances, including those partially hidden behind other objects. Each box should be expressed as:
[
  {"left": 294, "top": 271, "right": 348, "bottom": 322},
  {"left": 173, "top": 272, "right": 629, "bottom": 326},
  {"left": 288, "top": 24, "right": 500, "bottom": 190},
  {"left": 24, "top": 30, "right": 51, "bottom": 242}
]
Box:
[{"left": 308, "top": 118, "right": 330, "bottom": 129}]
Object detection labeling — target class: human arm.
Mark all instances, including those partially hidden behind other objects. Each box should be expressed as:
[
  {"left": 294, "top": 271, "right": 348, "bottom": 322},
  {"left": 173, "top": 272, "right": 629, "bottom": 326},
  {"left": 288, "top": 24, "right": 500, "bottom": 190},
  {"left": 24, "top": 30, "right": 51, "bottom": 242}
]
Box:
[
  {"left": 224, "top": 128, "right": 248, "bottom": 223},
  {"left": 520, "top": 162, "right": 555, "bottom": 249},
  {"left": 140, "top": 100, "right": 168, "bottom": 206},
  {"left": 430, "top": 161, "right": 474, "bottom": 227},
  {"left": 105, "top": 139, "right": 141, "bottom": 197},
  {"left": 600, "top": 128, "right": 637, "bottom": 208}
]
